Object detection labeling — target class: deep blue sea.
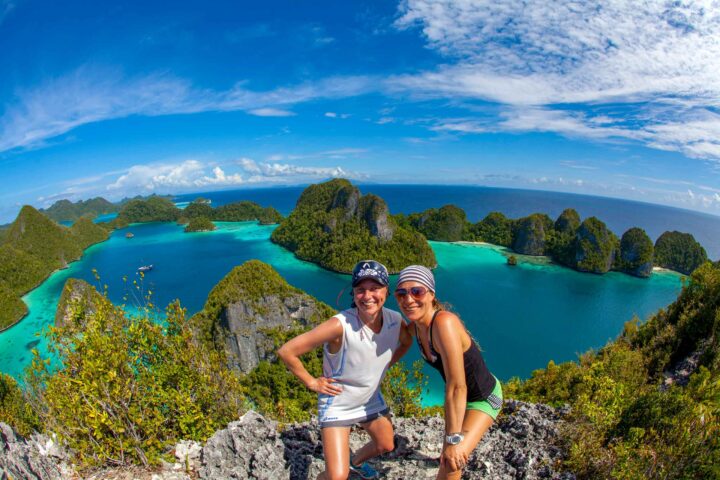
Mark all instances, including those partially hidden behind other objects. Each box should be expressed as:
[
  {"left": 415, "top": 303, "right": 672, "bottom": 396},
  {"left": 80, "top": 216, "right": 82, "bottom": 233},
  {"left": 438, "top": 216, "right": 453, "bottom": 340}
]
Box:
[{"left": 3, "top": 185, "right": 716, "bottom": 405}]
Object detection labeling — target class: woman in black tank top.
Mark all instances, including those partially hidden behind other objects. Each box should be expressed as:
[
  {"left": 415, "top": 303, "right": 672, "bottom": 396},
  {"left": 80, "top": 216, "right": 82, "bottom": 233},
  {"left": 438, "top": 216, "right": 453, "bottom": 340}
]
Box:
[{"left": 395, "top": 265, "right": 502, "bottom": 480}]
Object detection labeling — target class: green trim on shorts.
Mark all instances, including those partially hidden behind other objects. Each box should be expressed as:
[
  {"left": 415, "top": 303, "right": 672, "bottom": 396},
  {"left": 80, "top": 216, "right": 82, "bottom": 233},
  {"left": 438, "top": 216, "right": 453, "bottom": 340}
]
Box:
[{"left": 466, "top": 377, "right": 503, "bottom": 420}]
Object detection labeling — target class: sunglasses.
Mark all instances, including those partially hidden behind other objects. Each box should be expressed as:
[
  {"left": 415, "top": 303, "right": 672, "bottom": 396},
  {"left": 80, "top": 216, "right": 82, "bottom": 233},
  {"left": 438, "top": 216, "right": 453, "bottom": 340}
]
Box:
[{"left": 394, "top": 286, "right": 429, "bottom": 299}]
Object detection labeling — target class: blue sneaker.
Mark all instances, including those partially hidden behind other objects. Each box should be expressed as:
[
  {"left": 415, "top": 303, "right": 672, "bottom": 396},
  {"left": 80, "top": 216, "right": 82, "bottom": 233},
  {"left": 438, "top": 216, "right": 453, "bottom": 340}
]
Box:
[{"left": 349, "top": 459, "right": 379, "bottom": 479}]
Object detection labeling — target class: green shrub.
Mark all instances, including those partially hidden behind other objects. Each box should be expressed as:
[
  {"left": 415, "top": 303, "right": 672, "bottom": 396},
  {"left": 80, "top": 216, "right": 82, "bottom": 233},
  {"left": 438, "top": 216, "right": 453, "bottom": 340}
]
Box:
[
  {"left": 508, "top": 262, "right": 720, "bottom": 479},
  {"left": 29, "top": 284, "right": 244, "bottom": 468},
  {"left": 0, "top": 373, "right": 39, "bottom": 437},
  {"left": 382, "top": 360, "right": 441, "bottom": 417}
]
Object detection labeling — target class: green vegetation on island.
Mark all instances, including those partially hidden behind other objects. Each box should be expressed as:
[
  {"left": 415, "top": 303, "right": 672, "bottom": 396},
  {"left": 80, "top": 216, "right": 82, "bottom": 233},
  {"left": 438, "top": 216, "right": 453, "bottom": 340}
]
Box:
[
  {"left": 618, "top": 227, "right": 655, "bottom": 277},
  {"left": 570, "top": 217, "right": 619, "bottom": 274},
  {"left": 271, "top": 179, "right": 436, "bottom": 273},
  {"left": 114, "top": 196, "right": 181, "bottom": 225},
  {"left": 506, "top": 261, "right": 720, "bottom": 479},
  {"left": 470, "top": 211, "right": 514, "bottom": 247},
  {"left": 40, "top": 197, "right": 118, "bottom": 223},
  {"left": 399, "top": 203, "right": 707, "bottom": 278},
  {"left": 113, "top": 196, "right": 282, "bottom": 228},
  {"left": 0, "top": 225, "right": 8, "bottom": 243},
  {"left": 0, "top": 206, "right": 109, "bottom": 329},
  {"left": 184, "top": 216, "right": 216, "bottom": 232},
  {"left": 401, "top": 204, "right": 468, "bottom": 242},
  {"left": 654, "top": 230, "right": 708, "bottom": 275}
]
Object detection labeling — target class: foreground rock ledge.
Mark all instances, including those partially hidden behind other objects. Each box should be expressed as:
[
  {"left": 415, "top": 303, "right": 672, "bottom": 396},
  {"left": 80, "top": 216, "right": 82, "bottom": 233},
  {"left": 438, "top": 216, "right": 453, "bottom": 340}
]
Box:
[{"left": 1, "top": 400, "right": 574, "bottom": 480}]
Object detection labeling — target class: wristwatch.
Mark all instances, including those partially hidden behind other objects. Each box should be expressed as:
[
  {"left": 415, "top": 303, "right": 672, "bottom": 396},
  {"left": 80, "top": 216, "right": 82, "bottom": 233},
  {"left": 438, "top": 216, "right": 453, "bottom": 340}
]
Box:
[{"left": 445, "top": 432, "right": 464, "bottom": 445}]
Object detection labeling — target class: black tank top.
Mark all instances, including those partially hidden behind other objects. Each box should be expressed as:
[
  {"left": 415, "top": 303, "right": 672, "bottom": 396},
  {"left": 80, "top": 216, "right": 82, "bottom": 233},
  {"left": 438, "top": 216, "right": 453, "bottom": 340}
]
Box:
[{"left": 415, "top": 310, "right": 496, "bottom": 402}]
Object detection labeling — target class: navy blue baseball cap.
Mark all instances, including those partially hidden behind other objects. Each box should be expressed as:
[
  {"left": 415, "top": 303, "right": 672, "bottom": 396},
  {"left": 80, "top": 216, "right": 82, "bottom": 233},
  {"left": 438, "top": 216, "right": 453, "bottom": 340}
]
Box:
[{"left": 351, "top": 260, "right": 389, "bottom": 287}]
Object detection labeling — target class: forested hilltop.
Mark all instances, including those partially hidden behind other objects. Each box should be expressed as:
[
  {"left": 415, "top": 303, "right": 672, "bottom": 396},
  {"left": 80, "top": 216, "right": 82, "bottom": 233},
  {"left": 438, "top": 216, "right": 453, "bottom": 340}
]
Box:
[
  {"left": 396, "top": 205, "right": 709, "bottom": 276},
  {"left": 110, "top": 196, "right": 282, "bottom": 228},
  {"left": 0, "top": 206, "right": 110, "bottom": 330},
  {"left": 271, "top": 179, "right": 436, "bottom": 273},
  {"left": 40, "top": 197, "right": 118, "bottom": 223},
  {"left": 0, "top": 258, "right": 717, "bottom": 479}
]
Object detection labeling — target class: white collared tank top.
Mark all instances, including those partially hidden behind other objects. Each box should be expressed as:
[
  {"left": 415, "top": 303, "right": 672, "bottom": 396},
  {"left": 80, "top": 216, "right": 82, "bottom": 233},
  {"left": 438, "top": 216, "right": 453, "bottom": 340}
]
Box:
[{"left": 318, "top": 307, "right": 403, "bottom": 425}]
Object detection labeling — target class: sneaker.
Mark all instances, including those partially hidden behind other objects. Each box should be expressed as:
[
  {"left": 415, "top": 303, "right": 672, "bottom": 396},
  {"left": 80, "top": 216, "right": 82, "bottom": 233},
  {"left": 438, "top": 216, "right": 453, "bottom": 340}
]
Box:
[{"left": 349, "top": 459, "right": 379, "bottom": 479}]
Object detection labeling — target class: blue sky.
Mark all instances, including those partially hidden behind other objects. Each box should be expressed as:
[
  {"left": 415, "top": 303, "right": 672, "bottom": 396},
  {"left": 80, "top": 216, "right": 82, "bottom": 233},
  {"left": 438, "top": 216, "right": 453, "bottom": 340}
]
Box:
[{"left": 1, "top": 0, "right": 720, "bottom": 223}]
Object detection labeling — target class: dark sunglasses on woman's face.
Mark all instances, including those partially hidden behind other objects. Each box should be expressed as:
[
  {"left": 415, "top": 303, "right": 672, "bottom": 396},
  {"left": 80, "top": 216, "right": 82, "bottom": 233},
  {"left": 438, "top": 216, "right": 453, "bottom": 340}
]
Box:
[{"left": 394, "top": 286, "right": 428, "bottom": 299}]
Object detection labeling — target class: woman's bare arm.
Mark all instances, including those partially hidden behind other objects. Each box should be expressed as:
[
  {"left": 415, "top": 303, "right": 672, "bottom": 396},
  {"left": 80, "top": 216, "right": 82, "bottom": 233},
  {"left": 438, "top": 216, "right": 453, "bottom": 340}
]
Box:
[
  {"left": 389, "top": 321, "right": 412, "bottom": 367},
  {"left": 433, "top": 311, "right": 467, "bottom": 434},
  {"left": 433, "top": 311, "right": 470, "bottom": 471},
  {"left": 277, "top": 317, "right": 344, "bottom": 395}
]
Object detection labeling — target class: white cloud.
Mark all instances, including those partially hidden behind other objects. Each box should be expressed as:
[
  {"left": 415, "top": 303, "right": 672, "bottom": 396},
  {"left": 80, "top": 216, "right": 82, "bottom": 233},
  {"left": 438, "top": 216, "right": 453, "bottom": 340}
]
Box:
[
  {"left": 248, "top": 108, "right": 296, "bottom": 117},
  {"left": 393, "top": 0, "right": 720, "bottom": 161},
  {"left": 0, "top": 67, "right": 375, "bottom": 153},
  {"left": 430, "top": 106, "right": 720, "bottom": 161},
  {"left": 560, "top": 161, "right": 598, "bottom": 171},
  {"left": 320, "top": 148, "right": 366, "bottom": 156},
  {"left": 395, "top": 0, "right": 720, "bottom": 104},
  {"left": 262, "top": 148, "right": 366, "bottom": 163},
  {"left": 237, "top": 157, "right": 262, "bottom": 174},
  {"left": 324, "top": 112, "right": 352, "bottom": 119},
  {"left": 106, "top": 160, "right": 248, "bottom": 195},
  {"left": 237, "top": 158, "right": 363, "bottom": 180}
]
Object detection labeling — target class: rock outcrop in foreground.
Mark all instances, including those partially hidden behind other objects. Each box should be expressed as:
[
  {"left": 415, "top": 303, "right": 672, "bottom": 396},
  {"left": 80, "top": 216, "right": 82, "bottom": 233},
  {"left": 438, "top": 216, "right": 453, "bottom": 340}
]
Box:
[
  {"left": 1, "top": 401, "right": 572, "bottom": 480},
  {"left": 201, "top": 402, "right": 570, "bottom": 480}
]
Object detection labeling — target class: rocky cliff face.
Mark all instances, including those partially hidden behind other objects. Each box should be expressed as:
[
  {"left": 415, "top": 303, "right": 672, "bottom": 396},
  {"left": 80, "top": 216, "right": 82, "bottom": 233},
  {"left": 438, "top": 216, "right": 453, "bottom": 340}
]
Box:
[
  {"left": 358, "top": 194, "right": 395, "bottom": 242},
  {"left": 189, "top": 260, "right": 335, "bottom": 374},
  {"left": 54, "top": 278, "right": 106, "bottom": 328},
  {"left": 513, "top": 214, "right": 551, "bottom": 256},
  {"left": 554, "top": 209, "right": 580, "bottom": 235},
  {"left": 218, "top": 293, "right": 329, "bottom": 373},
  {"left": 3, "top": 402, "right": 573, "bottom": 480},
  {"left": 618, "top": 227, "right": 654, "bottom": 278},
  {"left": 330, "top": 182, "right": 360, "bottom": 221},
  {"left": 212, "top": 401, "right": 570, "bottom": 480},
  {"left": 0, "top": 423, "right": 70, "bottom": 480},
  {"left": 573, "top": 217, "right": 618, "bottom": 274}
]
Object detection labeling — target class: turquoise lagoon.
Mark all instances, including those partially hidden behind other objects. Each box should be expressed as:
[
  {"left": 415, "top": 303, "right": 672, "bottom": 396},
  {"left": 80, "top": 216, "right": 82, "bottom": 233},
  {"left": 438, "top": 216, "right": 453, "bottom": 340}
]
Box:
[{"left": 0, "top": 221, "right": 682, "bottom": 405}]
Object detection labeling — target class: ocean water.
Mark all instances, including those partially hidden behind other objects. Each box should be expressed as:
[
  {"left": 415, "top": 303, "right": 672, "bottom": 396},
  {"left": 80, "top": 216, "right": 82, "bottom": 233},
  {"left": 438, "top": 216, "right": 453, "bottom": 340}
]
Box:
[
  {"left": 176, "top": 184, "right": 720, "bottom": 259},
  {"left": 0, "top": 218, "right": 682, "bottom": 406}
]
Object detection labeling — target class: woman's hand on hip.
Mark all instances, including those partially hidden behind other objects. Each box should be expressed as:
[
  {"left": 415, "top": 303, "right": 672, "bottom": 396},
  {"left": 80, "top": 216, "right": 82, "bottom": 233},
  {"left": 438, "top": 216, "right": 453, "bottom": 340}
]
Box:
[
  {"left": 307, "top": 377, "right": 343, "bottom": 395},
  {"left": 440, "top": 444, "right": 468, "bottom": 472}
]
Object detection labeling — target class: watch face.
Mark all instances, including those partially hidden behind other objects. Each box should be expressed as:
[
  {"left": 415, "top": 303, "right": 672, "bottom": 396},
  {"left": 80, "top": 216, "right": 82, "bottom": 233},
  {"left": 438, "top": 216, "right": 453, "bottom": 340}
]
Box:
[{"left": 446, "top": 433, "right": 464, "bottom": 445}]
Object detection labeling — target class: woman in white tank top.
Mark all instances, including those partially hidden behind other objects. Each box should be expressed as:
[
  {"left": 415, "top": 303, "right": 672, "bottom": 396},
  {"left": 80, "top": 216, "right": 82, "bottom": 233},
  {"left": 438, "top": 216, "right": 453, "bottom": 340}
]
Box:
[{"left": 278, "top": 260, "right": 411, "bottom": 480}]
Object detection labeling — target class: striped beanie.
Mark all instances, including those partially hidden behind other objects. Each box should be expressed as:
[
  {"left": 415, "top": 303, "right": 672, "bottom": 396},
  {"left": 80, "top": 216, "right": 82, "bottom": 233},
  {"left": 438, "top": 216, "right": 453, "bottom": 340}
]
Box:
[{"left": 397, "top": 265, "right": 435, "bottom": 293}]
